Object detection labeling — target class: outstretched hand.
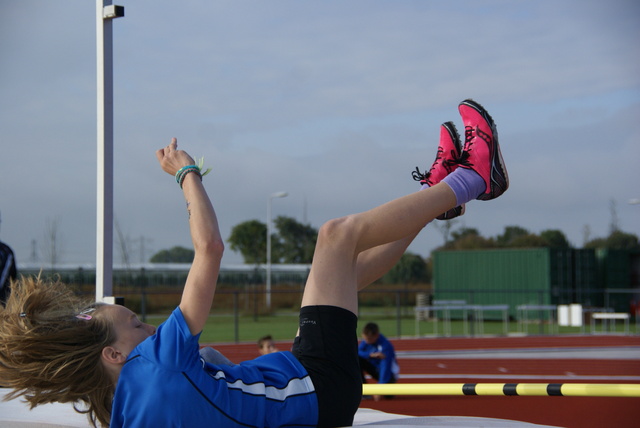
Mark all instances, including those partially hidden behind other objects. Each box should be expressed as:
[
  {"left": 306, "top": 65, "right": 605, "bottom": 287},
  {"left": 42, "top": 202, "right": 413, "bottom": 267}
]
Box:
[
  {"left": 156, "top": 139, "right": 222, "bottom": 337},
  {"left": 156, "top": 138, "right": 196, "bottom": 176}
]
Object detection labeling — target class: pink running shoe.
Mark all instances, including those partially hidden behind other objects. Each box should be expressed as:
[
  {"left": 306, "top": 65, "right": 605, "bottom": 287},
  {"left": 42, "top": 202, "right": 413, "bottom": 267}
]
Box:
[
  {"left": 412, "top": 121, "right": 465, "bottom": 220},
  {"left": 457, "top": 99, "right": 509, "bottom": 200}
]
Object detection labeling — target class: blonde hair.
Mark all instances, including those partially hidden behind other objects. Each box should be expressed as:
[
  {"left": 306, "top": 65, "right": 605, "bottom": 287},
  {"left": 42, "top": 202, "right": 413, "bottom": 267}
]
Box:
[{"left": 0, "top": 276, "right": 116, "bottom": 427}]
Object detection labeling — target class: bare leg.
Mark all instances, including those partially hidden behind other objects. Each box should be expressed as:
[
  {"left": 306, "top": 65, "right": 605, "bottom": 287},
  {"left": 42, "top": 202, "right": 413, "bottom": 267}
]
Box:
[
  {"left": 300, "top": 182, "right": 455, "bottom": 314},
  {"left": 355, "top": 232, "right": 419, "bottom": 291}
]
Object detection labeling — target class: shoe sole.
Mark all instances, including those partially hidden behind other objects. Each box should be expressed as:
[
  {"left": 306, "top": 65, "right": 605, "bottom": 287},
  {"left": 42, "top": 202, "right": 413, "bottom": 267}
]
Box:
[
  {"left": 442, "top": 121, "right": 462, "bottom": 154},
  {"left": 459, "top": 99, "right": 509, "bottom": 200},
  {"left": 436, "top": 204, "right": 464, "bottom": 221},
  {"left": 437, "top": 121, "right": 463, "bottom": 219}
]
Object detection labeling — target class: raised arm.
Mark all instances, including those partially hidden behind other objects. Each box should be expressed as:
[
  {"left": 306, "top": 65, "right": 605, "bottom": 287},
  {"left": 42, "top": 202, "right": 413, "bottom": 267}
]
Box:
[{"left": 156, "top": 138, "right": 224, "bottom": 335}]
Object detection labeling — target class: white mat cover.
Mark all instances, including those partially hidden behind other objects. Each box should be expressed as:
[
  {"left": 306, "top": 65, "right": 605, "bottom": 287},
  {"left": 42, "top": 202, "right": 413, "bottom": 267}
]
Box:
[{"left": 0, "top": 392, "right": 562, "bottom": 428}]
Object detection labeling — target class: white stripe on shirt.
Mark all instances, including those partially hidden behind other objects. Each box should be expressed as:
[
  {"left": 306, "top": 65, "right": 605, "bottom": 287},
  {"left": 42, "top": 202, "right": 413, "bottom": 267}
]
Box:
[{"left": 211, "top": 370, "right": 315, "bottom": 401}]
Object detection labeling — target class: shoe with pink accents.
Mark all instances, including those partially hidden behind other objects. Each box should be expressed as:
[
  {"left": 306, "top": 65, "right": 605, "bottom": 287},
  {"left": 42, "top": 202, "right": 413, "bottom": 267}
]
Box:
[
  {"left": 457, "top": 99, "right": 509, "bottom": 200},
  {"left": 412, "top": 121, "right": 465, "bottom": 220}
]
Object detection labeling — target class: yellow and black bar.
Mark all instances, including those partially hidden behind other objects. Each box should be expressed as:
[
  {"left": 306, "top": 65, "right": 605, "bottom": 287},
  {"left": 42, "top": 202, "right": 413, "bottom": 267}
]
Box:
[
  {"left": 362, "top": 383, "right": 640, "bottom": 398},
  {"left": 462, "top": 383, "right": 562, "bottom": 396}
]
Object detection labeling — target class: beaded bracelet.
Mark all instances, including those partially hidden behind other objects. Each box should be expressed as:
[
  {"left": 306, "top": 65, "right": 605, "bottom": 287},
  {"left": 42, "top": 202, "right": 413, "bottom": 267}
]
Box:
[
  {"left": 175, "top": 164, "right": 198, "bottom": 183},
  {"left": 174, "top": 157, "right": 212, "bottom": 189},
  {"left": 176, "top": 165, "right": 201, "bottom": 189}
]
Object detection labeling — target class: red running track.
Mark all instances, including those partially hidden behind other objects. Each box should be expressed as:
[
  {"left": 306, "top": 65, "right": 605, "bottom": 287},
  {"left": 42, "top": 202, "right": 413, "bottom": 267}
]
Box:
[{"left": 209, "top": 335, "right": 640, "bottom": 428}]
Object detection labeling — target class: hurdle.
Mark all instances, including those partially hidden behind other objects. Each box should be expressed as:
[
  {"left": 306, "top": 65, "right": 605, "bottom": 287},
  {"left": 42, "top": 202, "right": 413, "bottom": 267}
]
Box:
[{"left": 362, "top": 383, "right": 640, "bottom": 397}]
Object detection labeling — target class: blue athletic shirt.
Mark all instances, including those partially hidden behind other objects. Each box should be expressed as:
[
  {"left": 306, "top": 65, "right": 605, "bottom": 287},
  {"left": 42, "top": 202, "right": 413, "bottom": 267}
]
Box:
[
  {"left": 110, "top": 307, "right": 318, "bottom": 428},
  {"left": 357, "top": 334, "right": 399, "bottom": 384}
]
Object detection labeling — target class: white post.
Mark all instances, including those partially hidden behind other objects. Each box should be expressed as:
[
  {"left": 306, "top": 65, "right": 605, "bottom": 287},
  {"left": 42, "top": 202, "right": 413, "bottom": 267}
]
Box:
[
  {"left": 96, "top": 1, "right": 123, "bottom": 302},
  {"left": 266, "top": 192, "right": 288, "bottom": 309}
]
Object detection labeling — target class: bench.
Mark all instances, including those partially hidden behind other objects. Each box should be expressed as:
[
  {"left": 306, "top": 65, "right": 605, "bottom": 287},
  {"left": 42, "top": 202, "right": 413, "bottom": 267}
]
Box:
[{"left": 590, "top": 312, "right": 630, "bottom": 334}]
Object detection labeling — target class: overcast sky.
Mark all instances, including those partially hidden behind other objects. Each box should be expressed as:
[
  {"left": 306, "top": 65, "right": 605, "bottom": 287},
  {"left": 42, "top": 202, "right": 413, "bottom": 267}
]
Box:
[{"left": 1, "top": 0, "right": 639, "bottom": 268}]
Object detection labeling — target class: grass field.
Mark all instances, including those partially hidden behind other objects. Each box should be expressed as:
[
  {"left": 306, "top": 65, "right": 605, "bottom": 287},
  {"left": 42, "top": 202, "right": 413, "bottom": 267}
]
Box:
[{"left": 143, "top": 307, "right": 638, "bottom": 344}]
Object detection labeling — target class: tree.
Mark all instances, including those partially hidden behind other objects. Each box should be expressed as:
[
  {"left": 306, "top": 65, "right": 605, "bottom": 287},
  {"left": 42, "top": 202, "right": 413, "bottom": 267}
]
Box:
[
  {"left": 228, "top": 220, "right": 267, "bottom": 264},
  {"left": 539, "top": 229, "right": 571, "bottom": 248},
  {"left": 507, "top": 234, "right": 551, "bottom": 248},
  {"left": 496, "top": 226, "right": 529, "bottom": 247},
  {"left": 606, "top": 231, "right": 639, "bottom": 250},
  {"left": 383, "top": 252, "right": 429, "bottom": 284},
  {"left": 273, "top": 216, "right": 317, "bottom": 263},
  {"left": 451, "top": 227, "right": 481, "bottom": 242},
  {"left": 584, "top": 230, "right": 640, "bottom": 250},
  {"left": 440, "top": 227, "right": 495, "bottom": 250},
  {"left": 150, "top": 246, "right": 194, "bottom": 263},
  {"left": 583, "top": 237, "right": 607, "bottom": 249},
  {"left": 228, "top": 218, "right": 318, "bottom": 264},
  {"left": 448, "top": 233, "right": 495, "bottom": 250}
]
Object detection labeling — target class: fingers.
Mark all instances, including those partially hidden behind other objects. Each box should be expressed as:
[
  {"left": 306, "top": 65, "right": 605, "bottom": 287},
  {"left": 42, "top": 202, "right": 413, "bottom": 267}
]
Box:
[
  {"left": 156, "top": 138, "right": 198, "bottom": 178},
  {"left": 156, "top": 138, "right": 178, "bottom": 162}
]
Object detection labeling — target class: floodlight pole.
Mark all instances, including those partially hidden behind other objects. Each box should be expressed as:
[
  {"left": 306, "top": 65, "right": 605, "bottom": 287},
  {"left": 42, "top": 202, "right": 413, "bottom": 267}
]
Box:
[
  {"left": 96, "top": 1, "right": 124, "bottom": 302},
  {"left": 266, "top": 192, "right": 288, "bottom": 309}
]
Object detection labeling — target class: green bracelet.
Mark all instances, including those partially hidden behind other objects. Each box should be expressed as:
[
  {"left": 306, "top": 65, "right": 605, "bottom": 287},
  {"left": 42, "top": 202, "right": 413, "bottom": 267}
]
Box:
[
  {"left": 175, "top": 165, "right": 199, "bottom": 184},
  {"left": 177, "top": 166, "right": 201, "bottom": 189},
  {"left": 174, "top": 157, "right": 211, "bottom": 189}
]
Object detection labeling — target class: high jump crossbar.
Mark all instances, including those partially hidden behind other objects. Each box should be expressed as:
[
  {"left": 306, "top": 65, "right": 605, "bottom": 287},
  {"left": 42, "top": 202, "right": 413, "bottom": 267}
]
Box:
[{"left": 362, "top": 383, "right": 640, "bottom": 398}]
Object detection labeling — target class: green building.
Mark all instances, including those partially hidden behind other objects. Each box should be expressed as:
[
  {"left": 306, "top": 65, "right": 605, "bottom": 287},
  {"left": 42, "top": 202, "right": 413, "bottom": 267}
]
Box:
[{"left": 432, "top": 248, "right": 639, "bottom": 319}]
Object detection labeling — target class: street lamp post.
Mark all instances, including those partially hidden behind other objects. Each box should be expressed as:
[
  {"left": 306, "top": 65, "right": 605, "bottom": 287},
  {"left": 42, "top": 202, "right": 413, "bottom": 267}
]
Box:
[
  {"left": 96, "top": 1, "right": 124, "bottom": 303},
  {"left": 266, "top": 191, "right": 288, "bottom": 309}
]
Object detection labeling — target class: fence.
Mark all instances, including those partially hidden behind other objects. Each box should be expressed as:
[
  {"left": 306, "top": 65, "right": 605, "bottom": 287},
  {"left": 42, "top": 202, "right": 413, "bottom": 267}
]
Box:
[{"left": 19, "top": 266, "right": 640, "bottom": 342}]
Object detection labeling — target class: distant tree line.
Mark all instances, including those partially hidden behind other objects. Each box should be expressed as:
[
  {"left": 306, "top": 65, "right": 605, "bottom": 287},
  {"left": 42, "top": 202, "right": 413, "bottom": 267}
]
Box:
[
  {"left": 150, "top": 217, "right": 640, "bottom": 284},
  {"left": 437, "top": 226, "right": 639, "bottom": 251}
]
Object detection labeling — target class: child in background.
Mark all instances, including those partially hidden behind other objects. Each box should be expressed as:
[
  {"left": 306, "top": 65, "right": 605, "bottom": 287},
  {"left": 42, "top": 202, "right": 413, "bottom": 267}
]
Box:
[
  {"left": 257, "top": 334, "right": 279, "bottom": 355},
  {"left": 358, "top": 322, "right": 399, "bottom": 401}
]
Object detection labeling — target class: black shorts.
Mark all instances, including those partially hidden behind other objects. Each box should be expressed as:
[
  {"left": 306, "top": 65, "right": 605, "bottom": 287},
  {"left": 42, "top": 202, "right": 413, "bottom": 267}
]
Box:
[{"left": 291, "top": 305, "right": 362, "bottom": 428}]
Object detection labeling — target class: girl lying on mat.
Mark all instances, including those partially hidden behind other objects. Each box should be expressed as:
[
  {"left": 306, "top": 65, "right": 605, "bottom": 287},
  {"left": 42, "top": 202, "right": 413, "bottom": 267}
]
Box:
[{"left": 0, "top": 100, "right": 507, "bottom": 427}]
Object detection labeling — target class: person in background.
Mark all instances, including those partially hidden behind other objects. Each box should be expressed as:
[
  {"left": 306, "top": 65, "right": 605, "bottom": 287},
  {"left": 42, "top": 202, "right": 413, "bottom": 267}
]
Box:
[
  {"left": 0, "top": 239, "right": 17, "bottom": 306},
  {"left": 358, "top": 322, "right": 399, "bottom": 400},
  {"left": 257, "top": 334, "right": 279, "bottom": 355}
]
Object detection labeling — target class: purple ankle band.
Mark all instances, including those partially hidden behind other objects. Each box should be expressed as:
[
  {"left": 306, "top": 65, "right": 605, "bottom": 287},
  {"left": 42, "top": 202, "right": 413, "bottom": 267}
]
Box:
[{"left": 442, "top": 168, "right": 485, "bottom": 205}]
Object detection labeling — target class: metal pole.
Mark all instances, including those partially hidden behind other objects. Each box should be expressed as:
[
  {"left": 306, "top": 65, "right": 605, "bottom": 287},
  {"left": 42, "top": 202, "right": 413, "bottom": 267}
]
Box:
[
  {"left": 234, "top": 291, "right": 239, "bottom": 343},
  {"left": 538, "top": 290, "right": 544, "bottom": 335},
  {"left": 396, "top": 290, "right": 401, "bottom": 338},
  {"left": 95, "top": 1, "right": 123, "bottom": 302},
  {"left": 266, "top": 197, "right": 272, "bottom": 309},
  {"left": 266, "top": 192, "right": 287, "bottom": 309},
  {"left": 96, "top": 0, "right": 113, "bottom": 302}
]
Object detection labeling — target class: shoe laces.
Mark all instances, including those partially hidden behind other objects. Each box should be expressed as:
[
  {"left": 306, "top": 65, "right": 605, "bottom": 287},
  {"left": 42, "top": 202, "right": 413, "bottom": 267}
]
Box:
[
  {"left": 413, "top": 147, "right": 459, "bottom": 184},
  {"left": 412, "top": 166, "right": 428, "bottom": 183},
  {"left": 456, "top": 126, "right": 476, "bottom": 168},
  {"left": 456, "top": 150, "right": 472, "bottom": 168},
  {"left": 457, "top": 125, "right": 492, "bottom": 168},
  {"left": 464, "top": 126, "right": 474, "bottom": 145}
]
